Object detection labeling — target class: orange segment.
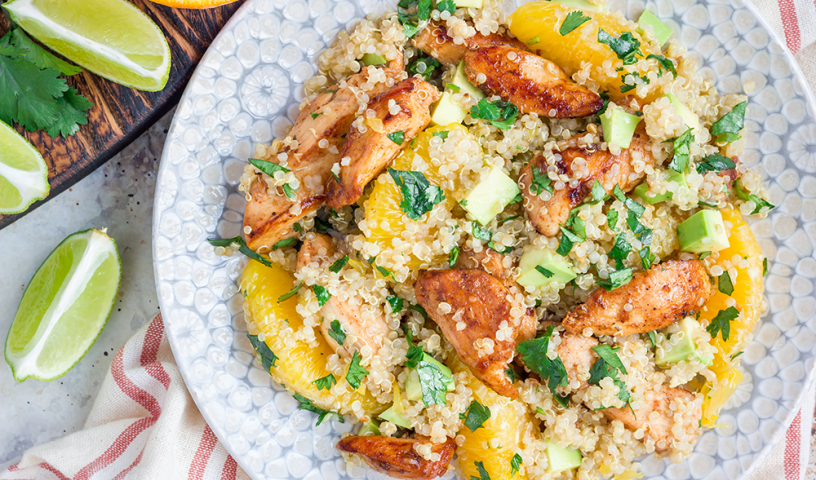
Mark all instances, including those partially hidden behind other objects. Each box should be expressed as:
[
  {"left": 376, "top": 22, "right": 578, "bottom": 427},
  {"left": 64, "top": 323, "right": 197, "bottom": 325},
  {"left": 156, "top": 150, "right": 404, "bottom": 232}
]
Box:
[
  {"left": 698, "top": 208, "right": 764, "bottom": 426},
  {"left": 146, "top": 0, "right": 237, "bottom": 7},
  {"left": 241, "top": 259, "right": 384, "bottom": 416}
]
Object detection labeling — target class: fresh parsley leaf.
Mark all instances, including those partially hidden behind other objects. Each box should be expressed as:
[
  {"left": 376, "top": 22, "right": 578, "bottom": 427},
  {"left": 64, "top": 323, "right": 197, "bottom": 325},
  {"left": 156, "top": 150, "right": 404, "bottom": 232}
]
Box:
[
  {"left": 470, "top": 98, "right": 519, "bottom": 130},
  {"left": 733, "top": 180, "right": 775, "bottom": 214},
  {"left": 472, "top": 221, "right": 492, "bottom": 241},
  {"left": 647, "top": 54, "right": 677, "bottom": 78},
  {"left": 273, "top": 237, "right": 297, "bottom": 250},
  {"left": 463, "top": 400, "right": 491, "bottom": 432},
  {"left": 639, "top": 246, "right": 654, "bottom": 270},
  {"left": 598, "top": 267, "right": 633, "bottom": 291},
  {"left": 535, "top": 265, "right": 554, "bottom": 278},
  {"left": 329, "top": 256, "right": 349, "bottom": 273},
  {"left": 436, "top": 0, "right": 457, "bottom": 13},
  {"left": 592, "top": 180, "right": 608, "bottom": 202},
  {"left": 607, "top": 209, "right": 619, "bottom": 231},
  {"left": 666, "top": 128, "right": 694, "bottom": 173},
  {"left": 697, "top": 153, "right": 736, "bottom": 174},
  {"left": 293, "top": 392, "right": 344, "bottom": 425},
  {"left": 386, "top": 295, "right": 404, "bottom": 313},
  {"left": 417, "top": 360, "right": 449, "bottom": 406},
  {"left": 346, "top": 351, "right": 369, "bottom": 389},
  {"left": 389, "top": 168, "right": 445, "bottom": 220},
  {"left": 312, "top": 285, "right": 331, "bottom": 307},
  {"left": 516, "top": 326, "right": 569, "bottom": 397},
  {"left": 0, "top": 54, "right": 69, "bottom": 132},
  {"left": 613, "top": 185, "right": 645, "bottom": 217},
  {"left": 208, "top": 236, "right": 273, "bottom": 268},
  {"left": 313, "top": 373, "right": 336, "bottom": 391},
  {"left": 597, "top": 29, "right": 642, "bottom": 65},
  {"left": 328, "top": 319, "right": 346, "bottom": 345},
  {"left": 717, "top": 270, "right": 734, "bottom": 296},
  {"left": 248, "top": 334, "right": 278, "bottom": 370},
  {"left": 406, "top": 53, "right": 441, "bottom": 79},
  {"left": 5, "top": 28, "right": 82, "bottom": 76},
  {"left": 387, "top": 130, "right": 405, "bottom": 145},
  {"left": 706, "top": 306, "right": 740, "bottom": 342},
  {"left": 608, "top": 233, "right": 632, "bottom": 267},
  {"left": 511, "top": 454, "right": 523, "bottom": 477},
  {"left": 560, "top": 11, "right": 591, "bottom": 35},
  {"left": 433, "top": 130, "right": 449, "bottom": 140},
  {"left": 449, "top": 246, "right": 460, "bottom": 267},
  {"left": 277, "top": 280, "right": 303, "bottom": 303},
  {"left": 529, "top": 167, "right": 553, "bottom": 196},
  {"left": 646, "top": 331, "right": 656, "bottom": 348},
  {"left": 711, "top": 101, "right": 747, "bottom": 143}
]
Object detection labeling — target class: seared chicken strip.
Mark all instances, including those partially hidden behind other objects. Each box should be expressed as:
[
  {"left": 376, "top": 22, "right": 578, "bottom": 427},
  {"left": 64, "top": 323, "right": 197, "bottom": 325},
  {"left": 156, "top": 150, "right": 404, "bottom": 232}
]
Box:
[
  {"left": 454, "top": 248, "right": 537, "bottom": 343},
  {"left": 244, "top": 67, "right": 402, "bottom": 250},
  {"left": 412, "top": 21, "right": 528, "bottom": 66},
  {"left": 563, "top": 260, "right": 712, "bottom": 337},
  {"left": 326, "top": 77, "right": 441, "bottom": 209},
  {"left": 415, "top": 269, "right": 534, "bottom": 398},
  {"left": 604, "top": 383, "right": 701, "bottom": 452},
  {"left": 520, "top": 130, "right": 654, "bottom": 237},
  {"left": 296, "top": 233, "right": 389, "bottom": 357},
  {"left": 464, "top": 46, "right": 603, "bottom": 118},
  {"left": 336, "top": 435, "right": 456, "bottom": 480}
]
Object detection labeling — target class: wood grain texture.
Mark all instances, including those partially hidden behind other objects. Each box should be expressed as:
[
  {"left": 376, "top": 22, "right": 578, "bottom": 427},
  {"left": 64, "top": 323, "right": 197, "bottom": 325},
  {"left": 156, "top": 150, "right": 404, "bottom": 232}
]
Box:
[{"left": 0, "top": 0, "right": 245, "bottom": 229}]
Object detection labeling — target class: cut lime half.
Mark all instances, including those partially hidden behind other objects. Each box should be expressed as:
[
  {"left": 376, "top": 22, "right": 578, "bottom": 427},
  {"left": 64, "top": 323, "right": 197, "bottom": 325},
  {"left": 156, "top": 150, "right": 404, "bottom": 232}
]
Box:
[
  {"left": 0, "top": 120, "right": 49, "bottom": 215},
  {"left": 5, "top": 229, "right": 122, "bottom": 382},
  {"left": 3, "top": 0, "right": 171, "bottom": 92}
]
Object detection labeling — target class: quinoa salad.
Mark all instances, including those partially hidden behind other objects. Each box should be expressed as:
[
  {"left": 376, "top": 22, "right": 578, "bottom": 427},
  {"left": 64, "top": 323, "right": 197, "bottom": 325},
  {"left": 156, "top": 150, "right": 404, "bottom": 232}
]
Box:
[{"left": 210, "top": 0, "right": 776, "bottom": 478}]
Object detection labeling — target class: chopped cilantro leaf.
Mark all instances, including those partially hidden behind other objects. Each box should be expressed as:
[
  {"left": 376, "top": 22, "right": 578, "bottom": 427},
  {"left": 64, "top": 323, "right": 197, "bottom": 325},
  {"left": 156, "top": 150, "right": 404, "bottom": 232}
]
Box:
[
  {"left": 417, "top": 360, "right": 449, "bottom": 406},
  {"left": 598, "top": 267, "right": 633, "bottom": 291},
  {"left": 315, "top": 216, "right": 331, "bottom": 233},
  {"left": 417, "top": 0, "right": 432, "bottom": 20},
  {"left": 389, "top": 168, "right": 445, "bottom": 220},
  {"left": 277, "top": 281, "right": 303, "bottom": 303},
  {"left": 527, "top": 36, "right": 540, "bottom": 45},
  {"left": 592, "top": 180, "right": 608, "bottom": 202},
  {"left": 608, "top": 233, "right": 632, "bottom": 267},
  {"left": 329, "top": 256, "right": 349, "bottom": 273},
  {"left": 607, "top": 209, "right": 619, "bottom": 231},
  {"left": 647, "top": 54, "right": 677, "bottom": 78},
  {"left": 506, "top": 366, "right": 517, "bottom": 383},
  {"left": 592, "top": 344, "right": 627, "bottom": 374},
  {"left": 312, "top": 285, "right": 331, "bottom": 307},
  {"left": 516, "top": 326, "right": 569, "bottom": 397},
  {"left": 472, "top": 221, "right": 492, "bottom": 242},
  {"left": 463, "top": 400, "right": 491, "bottom": 432},
  {"left": 387, "top": 130, "right": 405, "bottom": 145},
  {"left": 436, "top": 0, "right": 457, "bottom": 13},
  {"left": 249, "top": 157, "right": 291, "bottom": 176},
  {"left": 470, "top": 98, "right": 519, "bottom": 130},
  {"left": 293, "top": 392, "right": 344, "bottom": 425},
  {"left": 763, "top": 258, "right": 768, "bottom": 276},
  {"left": 711, "top": 101, "right": 747, "bottom": 143},
  {"left": 511, "top": 454, "right": 523, "bottom": 477},
  {"left": 613, "top": 184, "right": 645, "bottom": 217},
  {"left": 639, "top": 246, "right": 654, "bottom": 270},
  {"left": 248, "top": 334, "right": 278, "bottom": 370},
  {"left": 282, "top": 183, "right": 297, "bottom": 198},
  {"left": 346, "top": 351, "right": 369, "bottom": 389},
  {"left": 472, "top": 461, "right": 491, "bottom": 480},
  {"left": 588, "top": 344, "right": 632, "bottom": 410},
  {"left": 706, "top": 306, "right": 740, "bottom": 342},
  {"left": 311, "top": 112, "right": 322, "bottom": 119},
  {"left": 433, "top": 130, "right": 449, "bottom": 140},
  {"left": 697, "top": 153, "right": 736, "bottom": 174},
  {"left": 733, "top": 180, "right": 775, "bottom": 214},
  {"left": 556, "top": 229, "right": 575, "bottom": 256},
  {"left": 535, "top": 265, "right": 554, "bottom": 278},
  {"left": 597, "top": 29, "right": 642, "bottom": 65},
  {"left": 731, "top": 351, "right": 744, "bottom": 361},
  {"left": 386, "top": 295, "right": 404, "bottom": 314},
  {"left": 293, "top": 222, "right": 303, "bottom": 233},
  {"left": 646, "top": 331, "right": 656, "bottom": 348},
  {"left": 313, "top": 373, "right": 336, "bottom": 391},
  {"left": 530, "top": 167, "right": 553, "bottom": 196},
  {"left": 328, "top": 319, "right": 346, "bottom": 345},
  {"left": 406, "top": 52, "right": 441, "bottom": 79},
  {"left": 208, "top": 236, "right": 273, "bottom": 268},
  {"left": 445, "top": 83, "right": 460, "bottom": 92},
  {"left": 699, "top": 251, "right": 712, "bottom": 260},
  {"left": 272, "top": 237, "right": 297, "bottom": 250},
  {"left": 447, "top": 245, "right": 461, "bottom": 267},
  {"left": 666, "top": 128, "right": 694, "bottom": 173},
  {"left": 560, "top": 11, "right": 591, "bottom": 36},
  {"left": 410, "top": 304, "right": 429, "bottom": 320},
  {"left": 717, "top": 270, "right": 734, "bottom": 296}
]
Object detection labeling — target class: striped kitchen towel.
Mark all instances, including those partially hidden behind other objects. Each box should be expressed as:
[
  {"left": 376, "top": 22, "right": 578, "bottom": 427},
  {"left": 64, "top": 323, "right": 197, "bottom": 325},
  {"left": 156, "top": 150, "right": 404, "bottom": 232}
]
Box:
[{"left": 751, "top": 0, "right": 816, "bottom": 93}]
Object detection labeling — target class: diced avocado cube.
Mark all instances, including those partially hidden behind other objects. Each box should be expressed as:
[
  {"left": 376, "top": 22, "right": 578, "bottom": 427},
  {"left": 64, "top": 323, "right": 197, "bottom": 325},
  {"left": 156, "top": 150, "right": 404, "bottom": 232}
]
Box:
[
  {"left": 359, "top": 418, "right": 383, "bottom": 435},
  {"left": 546, "top": 441, "right": 582, "bottom": 473},
  {"left": 600, "top": 107, "right": 642, "bottom": 149},
  {"left": 379, "top": 407, "right": 411, "bottom": 428},
  {"left": 453, "top": 61, "right": 485, "bottom": 101},
  {"left": 518, "top": 248, "right": 577, "bottom": 287},
  {"left": 633, "top": 170, "right": 688, "bottom": 204},
  {"left": 361, "top": 53, "right": 388, "bottom": 66},
  {"left": 655, "top": 317, "right": 712, "bottom": 368},
  {"left": 405, "top": 353, "right": 455, "bottom": 402},
  {"left": 637, "top": 10, "right": 673, "bottom": 45},
  {"left": 462, "top": 167, "right": 520, "bottom": 225},
  {"left": 677, "top": 210, "right": 730, "bottom": 253},
  {"left": 431, "top": 92, "right": 467, "bottom": 127},
  {"left": 454, "top": 0, "right": 483, "bottom": 7},
  {"left": 553, "top": 0, "right": 607, "bottom": 13},
  {"left": 665, "top": 93, "right": 701, "bottom": 133}
]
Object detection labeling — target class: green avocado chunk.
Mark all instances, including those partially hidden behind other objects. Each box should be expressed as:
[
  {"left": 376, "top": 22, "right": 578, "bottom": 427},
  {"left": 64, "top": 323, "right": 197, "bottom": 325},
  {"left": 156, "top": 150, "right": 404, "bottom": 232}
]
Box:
[
  {"left": 462, "top": 167, "right": 520, "bottom": 225},
  {"left": 546, "top": 441, "right": 583, "bottom": 473},
  {"left": 379, "top": 407, "right": 411, "bottom": 428},
  {"left": 454, "top": 0, "right": 483, "bottom": 7},
  {"left": 665, "top": 93, "right": 701, "bottom": 133},
  {"left": 633, "top": 170, "right": 688, "bottom": 204},
  {"left": 359, "top": 418, "right": 383, "bottom": 435},
  {"left": 517, "top": 248, "right": 577, "bottom": 287},
  {"left": 637, "top": 10, "right": 673, "bottom": 45},
  {"left": 655, "top": 317, "right": 712, "bottom": 367},
  {"left": 405, "top": 353, "right": 455, "bottom": 402},
  {"left": 600, "top": 107, "right": 642, "bottom": 149},
  {"left": 677, "top": 210, "right": 730, "bottom": 253},
  {"left": 431, "top": 92, "right": 467, "bottom": 126},
  {"left": 361, "top": 53, "right": 388, "bottom": 66},
  {"left": 453, "top": 61, "right": 485, "bottom": 101}
]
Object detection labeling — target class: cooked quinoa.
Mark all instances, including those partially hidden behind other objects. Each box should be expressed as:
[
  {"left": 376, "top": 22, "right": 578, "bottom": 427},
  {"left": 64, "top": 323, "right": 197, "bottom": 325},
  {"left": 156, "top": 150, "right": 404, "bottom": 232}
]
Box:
[{"left": 233, "top": 0, "right": 775, "bottom": 478}]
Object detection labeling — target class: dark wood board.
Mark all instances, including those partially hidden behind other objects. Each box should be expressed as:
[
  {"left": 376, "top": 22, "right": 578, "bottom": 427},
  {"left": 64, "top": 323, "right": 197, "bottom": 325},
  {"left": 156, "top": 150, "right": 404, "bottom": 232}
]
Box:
[{"left": 0, "top": 0, "right": 245, "bottom": 229}]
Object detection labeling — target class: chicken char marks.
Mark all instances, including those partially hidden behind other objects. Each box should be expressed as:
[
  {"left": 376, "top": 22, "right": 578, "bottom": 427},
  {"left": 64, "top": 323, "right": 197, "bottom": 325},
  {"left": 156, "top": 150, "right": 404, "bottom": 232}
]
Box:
[
  {"left": 415, "top": 268, "right": 534, "bottom": 399},
  {"left": 563, "top": 260, "right": 713, "bottom": 337},
  {"left": 326, "top": 77, "right": 440, "bottom": 209},
  {"left": 464, "top": 46, "right": 603, "bottom": 118},
  {"left": 336, "top": 435, "right": 456, "bottom": 480},
  {"left": 412, "top": 21, "right": 528, "bottom": 66}
]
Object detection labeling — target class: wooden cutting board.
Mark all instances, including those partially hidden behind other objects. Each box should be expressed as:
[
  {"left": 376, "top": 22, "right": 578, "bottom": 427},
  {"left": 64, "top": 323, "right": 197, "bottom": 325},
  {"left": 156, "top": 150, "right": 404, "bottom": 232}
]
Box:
[{"left": 0, "top": 0, "right": 244, "bottom": 229}]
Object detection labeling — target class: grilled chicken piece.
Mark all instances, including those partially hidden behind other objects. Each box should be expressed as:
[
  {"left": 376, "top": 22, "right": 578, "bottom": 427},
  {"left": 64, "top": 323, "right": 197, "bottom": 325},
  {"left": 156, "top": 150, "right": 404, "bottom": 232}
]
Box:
[
  {"left": 336, "top": 435, "right": 456, "bottom": 480},
  {"left": 326, "top": 78, "right": 441, "bottom": 209},
  {"left": 604, "top": 383, "right": 701, "bottom": 452},
  {"left": 415, "top": 269, "right": 534, "bottom": 398},
  {"left": 520, "top": 130, "right": 654, "bottom": 237},
  {"left": 563, "top": 260, "right": 712, "bottom": 337},
  {"left": 412, "top": 21, "right": 528, "bottom": 66},
  {"left": 454, "top": 248, "right": 537, "bottom": 343},
  {"left": 296, "top": 233, "right": 389, "bottom": 357},
  {"left": 464, "top": 46, "right": 603, "bottom": 118},
  {"left": 243, "top": 68, "right": 400, "bottom": 250}
]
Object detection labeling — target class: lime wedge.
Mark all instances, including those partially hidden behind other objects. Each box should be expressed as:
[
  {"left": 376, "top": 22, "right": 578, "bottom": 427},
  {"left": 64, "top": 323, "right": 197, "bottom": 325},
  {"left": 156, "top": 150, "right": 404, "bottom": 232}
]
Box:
[
  {"left": 5, "top": 229, "right": 122, "bottom": 382},
  {"left": 3, "top": 0, "right": 171, "bottom": 92},
  {"left": 0, "top": 120, "right": 49, "bottom": 215}
]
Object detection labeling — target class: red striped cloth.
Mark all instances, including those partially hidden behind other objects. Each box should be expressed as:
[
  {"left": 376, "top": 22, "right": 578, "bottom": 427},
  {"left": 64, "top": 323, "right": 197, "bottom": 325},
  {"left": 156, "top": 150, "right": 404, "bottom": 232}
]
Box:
[
  {"left": 754, "top": 0, "right": 816, "bottom": 93},
  {"left": 0, "top": 315, "right": 249, "bottom": 480}
]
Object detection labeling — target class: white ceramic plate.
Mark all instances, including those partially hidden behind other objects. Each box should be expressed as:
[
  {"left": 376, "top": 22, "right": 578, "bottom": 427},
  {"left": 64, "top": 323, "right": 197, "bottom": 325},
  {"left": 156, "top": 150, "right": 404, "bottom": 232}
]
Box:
[{"left": 152, "top": 0, "right": 816, "bottom": 478}]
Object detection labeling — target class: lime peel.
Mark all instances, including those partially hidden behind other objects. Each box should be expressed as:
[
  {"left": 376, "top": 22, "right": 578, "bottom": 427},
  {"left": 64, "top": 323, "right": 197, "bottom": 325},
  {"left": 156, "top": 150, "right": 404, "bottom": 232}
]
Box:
[
  {"left": 5, "top": 229, "right": 122, "bottom": 382},
  {"left": 0, "top": 120, "right": 49, "bottom": 215}
]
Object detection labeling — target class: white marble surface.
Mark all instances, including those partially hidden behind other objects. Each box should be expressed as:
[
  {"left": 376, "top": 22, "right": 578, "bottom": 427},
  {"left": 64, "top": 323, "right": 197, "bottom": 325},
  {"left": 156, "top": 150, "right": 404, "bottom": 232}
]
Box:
[{"left": 0, "top": 112, "right": 172, "bottom": 467}]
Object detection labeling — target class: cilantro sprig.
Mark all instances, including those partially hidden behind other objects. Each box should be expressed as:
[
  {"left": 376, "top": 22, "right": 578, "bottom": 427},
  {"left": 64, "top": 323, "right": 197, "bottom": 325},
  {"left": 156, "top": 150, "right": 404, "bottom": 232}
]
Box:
[
  {"left": 516, "top": 326, "right": 569, "bottom": 403},
  {"left": 588, "top": 344, "right": 633, "bottom": 411},
  {"left": 529, "top": 167, "right": 553, "bottom": 196},
  {"left": 696, "top": 153, "right": 736, "bottom": 175},
  {"left": 346, "top": 351, "right": 370, "bottom": 389},
  {"left": 389, "top": 168, "right": 445, "bottom": 220},
  {"left": 462, "top": 400, "right": 491, "bottom": 432},
  {"left": 666, "top": 128, "right": 694, "bottom": 173},
  {"left": 711, "top": 101, "right": 747, "bottom": 143},
  {"left": 597, "top": 29, "right": 642, "bottom": 65},
  {"left": 470, "top": 98, "right": 519, "bottom": 130},
  {"left": 706, "top": 306, "right": 740, "bottom": 341},
  {"left": 560, "top": 11, "right": 591, "bottom": 35}
]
